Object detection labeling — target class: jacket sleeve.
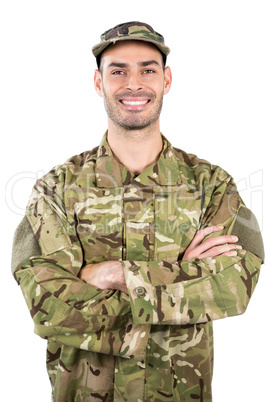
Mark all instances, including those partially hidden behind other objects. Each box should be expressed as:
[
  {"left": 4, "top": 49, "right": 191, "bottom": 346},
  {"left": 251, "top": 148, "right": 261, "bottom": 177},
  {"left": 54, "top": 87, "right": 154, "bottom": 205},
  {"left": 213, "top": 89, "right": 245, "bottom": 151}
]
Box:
[
  {"left": 122, "top": 176, "right": 264, "bottom": 326},
  {"left": 12, "top": 178, "right": 149, "bottom": 360}
]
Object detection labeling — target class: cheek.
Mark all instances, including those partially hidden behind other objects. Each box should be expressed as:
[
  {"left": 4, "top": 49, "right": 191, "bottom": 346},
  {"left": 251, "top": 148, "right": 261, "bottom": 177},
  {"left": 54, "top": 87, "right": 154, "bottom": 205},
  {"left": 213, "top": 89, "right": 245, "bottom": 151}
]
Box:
[
  {"left": 146, "top": 77, "right": 166, "bottom": 96},
  {"left": 103, "top": 76, "right": 125, "bottom": 94}
]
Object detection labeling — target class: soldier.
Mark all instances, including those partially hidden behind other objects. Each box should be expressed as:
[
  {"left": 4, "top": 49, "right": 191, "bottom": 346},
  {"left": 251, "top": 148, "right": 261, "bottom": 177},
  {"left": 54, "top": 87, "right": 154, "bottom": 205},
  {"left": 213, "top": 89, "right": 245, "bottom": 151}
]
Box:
[{"left": 12, "top": 21, "right": 264, "bottom": 401}]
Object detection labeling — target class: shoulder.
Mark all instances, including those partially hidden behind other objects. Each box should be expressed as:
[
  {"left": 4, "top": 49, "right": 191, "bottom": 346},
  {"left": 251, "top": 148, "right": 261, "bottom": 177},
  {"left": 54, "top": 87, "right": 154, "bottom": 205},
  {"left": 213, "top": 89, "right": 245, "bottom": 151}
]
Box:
[
  {"left": 64, "top": 145, "right": 99, "bottom": 170},
  {"left": 32, "top": 145, "right": 100, "bottom": 198},
  {"left": 171, "top": 145, "right": 232, "bottom": 187}
]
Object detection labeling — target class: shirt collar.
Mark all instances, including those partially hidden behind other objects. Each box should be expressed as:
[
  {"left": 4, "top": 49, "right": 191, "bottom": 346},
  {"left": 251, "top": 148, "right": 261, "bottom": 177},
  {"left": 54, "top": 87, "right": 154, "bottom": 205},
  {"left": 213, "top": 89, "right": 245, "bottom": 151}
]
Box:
[{"left": 95, "top": 131, "right": 182, "bottom": 188}]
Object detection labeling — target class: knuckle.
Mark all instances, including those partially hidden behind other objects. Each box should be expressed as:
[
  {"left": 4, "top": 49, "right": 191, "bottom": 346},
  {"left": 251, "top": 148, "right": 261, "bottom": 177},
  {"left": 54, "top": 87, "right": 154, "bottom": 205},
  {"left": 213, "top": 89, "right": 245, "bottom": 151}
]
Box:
[
  {"left": 201, "top": 227, "right": 212, "bottom": 235},
  {"left": 225, "top": 235, "right": 237, "bottom": 242},
  {"left": 196, "top": 228, "right": 209, "bottom": 240},
  {"left": 205, "top": 237, "right": 216, "bottom": 247}
]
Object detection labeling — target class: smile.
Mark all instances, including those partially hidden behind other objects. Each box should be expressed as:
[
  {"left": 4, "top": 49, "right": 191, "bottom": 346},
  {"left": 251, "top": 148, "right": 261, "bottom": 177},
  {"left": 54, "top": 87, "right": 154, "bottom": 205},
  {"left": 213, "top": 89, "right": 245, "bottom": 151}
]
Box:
[{"left": 121, "top": 100, "right": 149, "bottom": 105}]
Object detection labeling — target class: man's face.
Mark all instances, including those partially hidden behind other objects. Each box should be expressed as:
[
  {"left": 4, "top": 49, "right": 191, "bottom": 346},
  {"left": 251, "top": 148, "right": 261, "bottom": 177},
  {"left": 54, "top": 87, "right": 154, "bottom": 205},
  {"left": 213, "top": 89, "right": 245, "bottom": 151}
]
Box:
[{"left": 94, "top": 41, "right": 172, "bottom": 131}]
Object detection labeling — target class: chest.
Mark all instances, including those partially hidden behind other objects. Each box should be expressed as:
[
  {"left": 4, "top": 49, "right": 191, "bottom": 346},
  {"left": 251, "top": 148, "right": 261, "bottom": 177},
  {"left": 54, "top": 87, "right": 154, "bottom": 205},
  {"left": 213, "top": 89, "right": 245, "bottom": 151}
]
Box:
[{"left": 72, "top": 184, "right": 203, "bottom": 264}]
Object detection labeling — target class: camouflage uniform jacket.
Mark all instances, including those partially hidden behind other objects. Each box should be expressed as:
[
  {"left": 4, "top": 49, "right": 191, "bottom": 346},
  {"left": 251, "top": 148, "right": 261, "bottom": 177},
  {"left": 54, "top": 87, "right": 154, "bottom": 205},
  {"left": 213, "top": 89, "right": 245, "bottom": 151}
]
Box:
[{"left": 12, "top": 133, "right": 264, "bottom": 401}]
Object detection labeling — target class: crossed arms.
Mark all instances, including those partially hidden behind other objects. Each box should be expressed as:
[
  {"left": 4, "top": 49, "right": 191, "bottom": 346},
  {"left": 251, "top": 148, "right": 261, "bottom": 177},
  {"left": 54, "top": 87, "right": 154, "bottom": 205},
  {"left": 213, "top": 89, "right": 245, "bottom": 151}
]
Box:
[
  {"left": 12, "top": 171, "right": 264, "bottom": 356},
  {"left": 79, "top": 226, "right": 243, "bottom": 295}
]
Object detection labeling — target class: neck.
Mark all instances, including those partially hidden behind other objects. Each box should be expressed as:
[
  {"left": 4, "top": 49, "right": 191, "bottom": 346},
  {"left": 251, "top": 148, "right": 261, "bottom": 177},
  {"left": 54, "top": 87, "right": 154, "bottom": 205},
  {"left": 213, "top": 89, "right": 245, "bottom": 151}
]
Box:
[{"left": 107, "top": 120, "right": 163, "bottom": 175}]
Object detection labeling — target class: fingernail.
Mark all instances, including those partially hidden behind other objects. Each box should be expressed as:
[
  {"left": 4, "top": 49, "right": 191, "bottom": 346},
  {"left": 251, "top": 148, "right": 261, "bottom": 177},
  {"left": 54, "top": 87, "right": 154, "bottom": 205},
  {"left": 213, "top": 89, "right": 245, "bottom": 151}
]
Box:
[
  {"left": 232, "top": 236, "right": 239, "bottom": 241},
  {"left": 230, "top": 251, "right": 237, "bottom": 256},
  {"left": 217, "top": 226, "right": 224, "bottom": 229}
]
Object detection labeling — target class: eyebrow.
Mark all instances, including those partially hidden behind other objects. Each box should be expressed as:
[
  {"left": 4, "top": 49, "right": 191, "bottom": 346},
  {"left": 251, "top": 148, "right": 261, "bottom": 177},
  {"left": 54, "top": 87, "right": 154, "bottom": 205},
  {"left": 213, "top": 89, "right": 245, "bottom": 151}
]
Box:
[{"left": 107, "top": 60, "right": 161, "bottom": 69}]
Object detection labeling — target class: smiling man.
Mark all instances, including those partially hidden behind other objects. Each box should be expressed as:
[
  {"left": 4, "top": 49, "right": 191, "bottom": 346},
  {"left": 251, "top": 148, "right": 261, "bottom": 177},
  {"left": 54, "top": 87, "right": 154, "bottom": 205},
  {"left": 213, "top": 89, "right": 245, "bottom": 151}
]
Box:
[
  {"left": 96, "top": 41, "right": 168, "bottom": 134},
  {"left": 12, "top": 22, "right": 264, "bottom": 401}
]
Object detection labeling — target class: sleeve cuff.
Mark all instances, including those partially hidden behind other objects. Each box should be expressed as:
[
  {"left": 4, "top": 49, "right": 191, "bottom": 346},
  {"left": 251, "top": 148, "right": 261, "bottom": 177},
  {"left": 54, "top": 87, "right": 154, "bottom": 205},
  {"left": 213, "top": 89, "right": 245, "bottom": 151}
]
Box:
[{"left": 122, "top": 253, "right": 246, "bottom": 326}]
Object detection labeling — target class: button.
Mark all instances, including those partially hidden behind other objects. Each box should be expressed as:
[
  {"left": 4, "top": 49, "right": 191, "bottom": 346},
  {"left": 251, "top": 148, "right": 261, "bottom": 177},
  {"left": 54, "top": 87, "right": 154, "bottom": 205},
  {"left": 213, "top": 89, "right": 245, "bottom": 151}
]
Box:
[{"left": 135, "top": 286, "right": 146, "bottom": 297}]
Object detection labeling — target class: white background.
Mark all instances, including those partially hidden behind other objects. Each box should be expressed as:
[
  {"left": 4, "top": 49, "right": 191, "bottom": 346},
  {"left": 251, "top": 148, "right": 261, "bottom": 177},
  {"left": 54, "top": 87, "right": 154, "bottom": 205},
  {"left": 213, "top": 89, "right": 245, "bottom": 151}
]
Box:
[{"left": 1, "top": 1, "right": 267, "bottom": 401}]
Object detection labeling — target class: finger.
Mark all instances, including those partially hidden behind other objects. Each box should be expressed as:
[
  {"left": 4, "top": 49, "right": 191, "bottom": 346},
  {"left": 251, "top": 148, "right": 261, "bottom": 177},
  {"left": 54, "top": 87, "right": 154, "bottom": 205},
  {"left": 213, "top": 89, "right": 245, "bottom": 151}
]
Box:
[
  {"left": 192, "top": 234, "right": 239, "bottom": 257},
  {"left": 222, "top": 250, "right": 240, "bottom": 257},
  {"left": 186, "top": 235, "right": 238, "bottom": 259},
  {"left": 199, "top": 244, "right": 242, "bottom": 259},
  {"left": 186, "top": 225, "right": 224, "bottom": 252}
]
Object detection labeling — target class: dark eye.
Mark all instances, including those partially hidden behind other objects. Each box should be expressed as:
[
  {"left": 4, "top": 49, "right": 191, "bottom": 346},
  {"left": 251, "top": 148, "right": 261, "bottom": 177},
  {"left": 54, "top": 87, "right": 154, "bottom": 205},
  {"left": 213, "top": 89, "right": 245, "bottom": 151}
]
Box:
[
  {"left": 144, "top": 69, "right": 155, "bottom": 74},
  {"left": 112, "top": 70, "right": 124, "bottom": 75}
]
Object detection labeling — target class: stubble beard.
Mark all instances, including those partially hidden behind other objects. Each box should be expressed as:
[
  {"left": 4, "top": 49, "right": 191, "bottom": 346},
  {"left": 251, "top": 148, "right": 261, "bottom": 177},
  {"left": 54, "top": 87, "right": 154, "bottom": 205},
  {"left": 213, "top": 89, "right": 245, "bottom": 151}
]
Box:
[{"left": 103, "top": 88, "right": 164, "bottom": 136}]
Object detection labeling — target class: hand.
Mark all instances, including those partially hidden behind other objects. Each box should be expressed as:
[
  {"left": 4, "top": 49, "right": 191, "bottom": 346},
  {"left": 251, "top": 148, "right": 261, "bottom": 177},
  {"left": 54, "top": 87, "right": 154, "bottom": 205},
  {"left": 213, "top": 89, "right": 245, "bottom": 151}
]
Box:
[
  {"left": 182, "top": 225, "right": 242, "bottom": 260},
  {"left": 79, "top": 261, "right": 128, "bottom": 294}
]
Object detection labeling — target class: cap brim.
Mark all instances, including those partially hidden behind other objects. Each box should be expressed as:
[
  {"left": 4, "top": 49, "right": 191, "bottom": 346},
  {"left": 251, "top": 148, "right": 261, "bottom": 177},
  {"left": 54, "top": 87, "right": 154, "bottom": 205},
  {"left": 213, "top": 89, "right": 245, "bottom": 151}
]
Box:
[{"left": 92, "top": 36, "right": 170, "bottom": 58}]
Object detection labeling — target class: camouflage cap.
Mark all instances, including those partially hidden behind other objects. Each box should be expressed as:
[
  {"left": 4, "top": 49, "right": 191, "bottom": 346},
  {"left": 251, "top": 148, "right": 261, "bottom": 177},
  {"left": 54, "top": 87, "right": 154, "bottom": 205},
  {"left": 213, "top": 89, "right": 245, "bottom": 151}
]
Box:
[{"left": 92, "top": 21, "right": 170, "bottom": 59}]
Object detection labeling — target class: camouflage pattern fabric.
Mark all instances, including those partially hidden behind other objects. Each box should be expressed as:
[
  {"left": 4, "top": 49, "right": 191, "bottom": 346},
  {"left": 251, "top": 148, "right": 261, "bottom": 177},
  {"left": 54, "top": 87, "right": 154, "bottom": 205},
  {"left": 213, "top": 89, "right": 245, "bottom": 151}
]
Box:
[
  {"left": 13, "top": 133, "right": 263, "bottom": 401},
  {"left": 92, "top": 21, "right": 170, "bottom": 58}
]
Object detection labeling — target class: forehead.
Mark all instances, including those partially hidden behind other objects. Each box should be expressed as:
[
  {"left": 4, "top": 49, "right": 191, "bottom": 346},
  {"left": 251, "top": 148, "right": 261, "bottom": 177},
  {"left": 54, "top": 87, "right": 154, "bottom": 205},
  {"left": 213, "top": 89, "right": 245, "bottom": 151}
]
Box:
[{"left": 100, "top": 40, "right": 163, "bottom": 66}]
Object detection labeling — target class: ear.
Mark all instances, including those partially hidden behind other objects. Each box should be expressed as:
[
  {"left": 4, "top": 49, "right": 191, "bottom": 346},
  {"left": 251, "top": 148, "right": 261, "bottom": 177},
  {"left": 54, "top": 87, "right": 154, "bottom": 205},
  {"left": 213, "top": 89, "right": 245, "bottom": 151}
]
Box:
[
  {"left": 94, "top": 69, "right": 103, "bottom": 97},
  {"left": 164, "top": 66, "right": 172, "bottom": 95}
]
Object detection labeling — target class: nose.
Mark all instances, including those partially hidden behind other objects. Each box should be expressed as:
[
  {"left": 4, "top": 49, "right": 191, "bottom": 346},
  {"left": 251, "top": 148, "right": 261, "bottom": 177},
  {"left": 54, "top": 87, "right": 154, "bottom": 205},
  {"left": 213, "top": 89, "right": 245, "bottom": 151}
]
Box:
[{"left": 126, "top": 71, "right": 143, "bottom": 92}]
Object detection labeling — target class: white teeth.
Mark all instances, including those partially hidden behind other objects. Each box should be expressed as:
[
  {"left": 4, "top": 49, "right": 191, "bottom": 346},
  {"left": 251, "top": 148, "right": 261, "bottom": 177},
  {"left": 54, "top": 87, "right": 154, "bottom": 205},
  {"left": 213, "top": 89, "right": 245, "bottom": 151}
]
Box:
[{"left": 122, "top": 100, "right": 148, "bottom": 105}]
